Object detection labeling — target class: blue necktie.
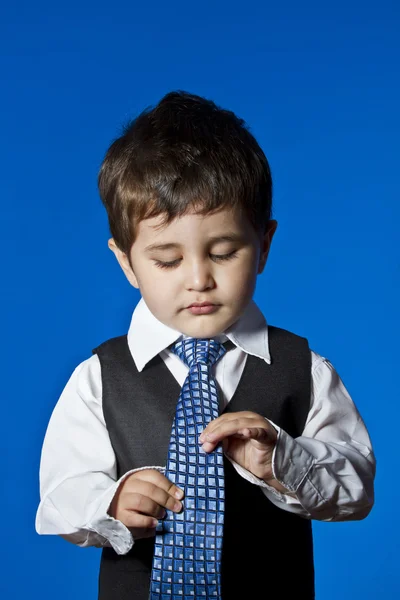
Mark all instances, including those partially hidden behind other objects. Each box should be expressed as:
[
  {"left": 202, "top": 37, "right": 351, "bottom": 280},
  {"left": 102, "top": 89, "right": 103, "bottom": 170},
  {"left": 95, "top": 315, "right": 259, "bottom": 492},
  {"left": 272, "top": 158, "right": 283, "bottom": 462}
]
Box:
[{"left": 149, "top": 338, "right": 226, "bottom": 599}]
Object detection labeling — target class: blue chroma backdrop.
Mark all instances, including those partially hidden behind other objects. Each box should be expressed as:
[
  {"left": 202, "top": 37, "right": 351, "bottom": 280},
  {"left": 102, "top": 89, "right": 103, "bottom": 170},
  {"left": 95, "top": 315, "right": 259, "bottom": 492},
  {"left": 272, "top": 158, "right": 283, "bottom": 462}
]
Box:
[{"left": 1, "top": 1, "right": 399, "bottom": 598}]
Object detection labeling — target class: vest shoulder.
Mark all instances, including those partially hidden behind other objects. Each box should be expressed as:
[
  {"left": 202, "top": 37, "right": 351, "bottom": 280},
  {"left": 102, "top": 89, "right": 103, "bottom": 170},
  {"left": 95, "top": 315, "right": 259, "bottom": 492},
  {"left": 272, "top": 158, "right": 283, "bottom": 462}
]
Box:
[
  {"left": 92, "top": 334, "right": 128, "bottom": 356},
  {"left": 267, "top": 325, "right": 310, "bottom": 347}
]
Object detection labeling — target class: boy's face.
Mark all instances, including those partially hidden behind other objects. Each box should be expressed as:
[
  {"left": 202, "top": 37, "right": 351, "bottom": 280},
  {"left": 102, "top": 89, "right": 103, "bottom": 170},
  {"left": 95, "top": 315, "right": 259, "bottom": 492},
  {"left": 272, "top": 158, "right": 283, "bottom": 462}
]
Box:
[{"left": 109, "top": 207, "right": 277, "bottom": 338}]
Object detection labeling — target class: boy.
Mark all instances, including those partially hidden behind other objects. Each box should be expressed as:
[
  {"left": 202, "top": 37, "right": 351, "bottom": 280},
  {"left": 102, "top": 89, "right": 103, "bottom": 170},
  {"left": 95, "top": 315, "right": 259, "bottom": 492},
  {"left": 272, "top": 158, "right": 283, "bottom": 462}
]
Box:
[{"left": 36, "top": 91, "right": 375, "bottom": 599}]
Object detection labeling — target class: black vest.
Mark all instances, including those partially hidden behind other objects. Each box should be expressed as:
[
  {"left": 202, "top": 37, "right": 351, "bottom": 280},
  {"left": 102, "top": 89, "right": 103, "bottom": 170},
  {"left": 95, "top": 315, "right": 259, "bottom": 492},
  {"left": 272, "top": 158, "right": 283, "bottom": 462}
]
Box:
[{"left": 93, "top": 326, "right": 315, "bottom": 599}]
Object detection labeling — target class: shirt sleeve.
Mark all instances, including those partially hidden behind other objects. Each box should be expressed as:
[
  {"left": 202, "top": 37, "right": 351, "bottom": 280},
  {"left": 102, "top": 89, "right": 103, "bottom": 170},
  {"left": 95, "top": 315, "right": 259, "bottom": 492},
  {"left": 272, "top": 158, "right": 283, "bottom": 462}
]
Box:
[
  {"left": 35, "top": 355, "right": 163, "bottom": 555},
  {"left": 229, "top": 351, "right": 376, "bottom": 521}
]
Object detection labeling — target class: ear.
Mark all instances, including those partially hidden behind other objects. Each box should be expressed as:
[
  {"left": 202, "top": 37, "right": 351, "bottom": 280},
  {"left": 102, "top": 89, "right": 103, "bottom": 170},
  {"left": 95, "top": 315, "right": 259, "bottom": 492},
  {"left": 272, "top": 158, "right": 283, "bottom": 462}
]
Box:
[
  {"left": 108, "top": 238, "right": 139, "bottom": 289},
  {"left": 258, "top": 220, "right": 278, "bottom": 274}
]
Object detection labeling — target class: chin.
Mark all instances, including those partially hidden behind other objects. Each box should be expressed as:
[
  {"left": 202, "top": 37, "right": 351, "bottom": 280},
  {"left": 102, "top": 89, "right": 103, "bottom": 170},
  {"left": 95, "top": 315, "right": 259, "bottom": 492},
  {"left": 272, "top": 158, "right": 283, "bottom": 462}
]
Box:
[{"left": 185, "top": 320, "right": 227, "bottom": 339}]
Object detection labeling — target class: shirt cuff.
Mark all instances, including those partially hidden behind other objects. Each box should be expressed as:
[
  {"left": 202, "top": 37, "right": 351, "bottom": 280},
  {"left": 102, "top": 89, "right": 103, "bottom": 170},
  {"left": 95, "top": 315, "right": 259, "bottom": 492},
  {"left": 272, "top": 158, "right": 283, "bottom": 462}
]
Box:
[
  {"left": 269, "top": 420, "right": 314, "bottom": 493},
  {"left": 226, "top": 459, "right": 289, "bottom": 500},
  {"left": 87, "top": 466, "right": 165, "bottom": 555}
]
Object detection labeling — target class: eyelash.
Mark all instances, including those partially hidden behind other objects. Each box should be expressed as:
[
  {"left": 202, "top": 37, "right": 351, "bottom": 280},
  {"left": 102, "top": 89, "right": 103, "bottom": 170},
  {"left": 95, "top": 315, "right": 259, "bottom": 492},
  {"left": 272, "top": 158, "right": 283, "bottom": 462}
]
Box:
[{"left": 154, "top": 251, "right": 238, "bottom": 270}]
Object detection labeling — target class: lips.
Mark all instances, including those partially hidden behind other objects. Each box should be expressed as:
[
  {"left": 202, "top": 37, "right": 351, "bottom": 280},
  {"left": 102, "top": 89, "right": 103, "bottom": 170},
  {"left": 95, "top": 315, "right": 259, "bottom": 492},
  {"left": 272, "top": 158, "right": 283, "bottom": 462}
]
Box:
[
  {"left": 188, "top": 302, "right": 215, "bottom": 308},
  {"left": 186, "top": 303, "right": 220, "bottom": 315}
]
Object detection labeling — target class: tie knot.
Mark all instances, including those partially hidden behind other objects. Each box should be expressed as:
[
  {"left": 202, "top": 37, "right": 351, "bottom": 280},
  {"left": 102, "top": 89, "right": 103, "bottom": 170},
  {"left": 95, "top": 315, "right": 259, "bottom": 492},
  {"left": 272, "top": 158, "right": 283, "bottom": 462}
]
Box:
[{"left": 171, "top": 338, "right": 226, "bottom": 369}]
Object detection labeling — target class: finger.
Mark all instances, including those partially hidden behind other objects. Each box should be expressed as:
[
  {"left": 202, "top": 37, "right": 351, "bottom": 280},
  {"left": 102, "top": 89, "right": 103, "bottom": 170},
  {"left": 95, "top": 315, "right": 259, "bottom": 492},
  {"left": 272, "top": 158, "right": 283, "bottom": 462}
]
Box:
[
  {"left": 123, "top": 493, "right": 170, "bottom": 519},
  {"left": 200, "top": 417, "right": 263, "bottom": 443},
  {"left": 200, "top": 419, "right": 273, "bottom": 451},
  {"left": 126, "top": 480, "right": 183, "bottom": 513},
  {"left": 200, "top": 412, "right": 267, "bottom": 441},
  {"left": 235, "top": 427, "right": 273, "bottom": 443},
  {"left": 201, "top": 411, "right": 258, "bottom": 435},
  {"left": 129, "top": 469, "right": 184, "bottom": 500},
  {"left": 122, "top": 511, "right": 159, "bottom": 530}
]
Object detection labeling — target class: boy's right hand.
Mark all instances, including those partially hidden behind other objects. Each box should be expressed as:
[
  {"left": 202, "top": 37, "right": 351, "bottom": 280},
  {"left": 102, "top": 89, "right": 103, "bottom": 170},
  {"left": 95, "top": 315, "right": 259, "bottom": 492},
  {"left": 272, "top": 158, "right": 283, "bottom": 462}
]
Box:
[{"left": 109, "top": 469, "right": 184, "bottom": 540}]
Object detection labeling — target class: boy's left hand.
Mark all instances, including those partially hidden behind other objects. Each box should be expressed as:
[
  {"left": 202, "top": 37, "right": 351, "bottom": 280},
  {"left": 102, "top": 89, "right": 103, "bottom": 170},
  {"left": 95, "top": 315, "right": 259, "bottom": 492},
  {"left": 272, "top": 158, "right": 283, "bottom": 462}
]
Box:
[{"left": 199, "top": 411, "right": 278, "bottom": 482}]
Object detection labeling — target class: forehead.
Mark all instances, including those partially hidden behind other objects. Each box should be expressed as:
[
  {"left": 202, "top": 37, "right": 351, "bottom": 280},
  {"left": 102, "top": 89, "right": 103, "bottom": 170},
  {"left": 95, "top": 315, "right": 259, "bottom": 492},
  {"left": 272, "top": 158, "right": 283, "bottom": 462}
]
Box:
[{"left": 134, "top": 206, "right": 256, "bottom": 249}]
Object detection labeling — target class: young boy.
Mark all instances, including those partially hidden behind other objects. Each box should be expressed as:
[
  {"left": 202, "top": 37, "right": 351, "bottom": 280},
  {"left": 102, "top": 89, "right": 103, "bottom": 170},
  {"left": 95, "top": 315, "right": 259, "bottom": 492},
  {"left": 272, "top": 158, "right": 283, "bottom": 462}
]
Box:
[{"left": 36, "top": 91, "right": 375, "bottom": 599}]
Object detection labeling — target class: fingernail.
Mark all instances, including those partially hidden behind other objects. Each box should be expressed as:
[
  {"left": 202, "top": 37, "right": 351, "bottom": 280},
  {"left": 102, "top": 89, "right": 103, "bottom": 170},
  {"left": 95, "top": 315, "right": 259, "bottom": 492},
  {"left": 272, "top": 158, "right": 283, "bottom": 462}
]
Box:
[
  {"left": 174, "top": 502, "right": 182, "bottom": 512},
  {"left": 151, "top": 519, "right": 158, "bottom": 527},
  {"left": 175, "top": 489, "right": 184, "bottom": 499}
]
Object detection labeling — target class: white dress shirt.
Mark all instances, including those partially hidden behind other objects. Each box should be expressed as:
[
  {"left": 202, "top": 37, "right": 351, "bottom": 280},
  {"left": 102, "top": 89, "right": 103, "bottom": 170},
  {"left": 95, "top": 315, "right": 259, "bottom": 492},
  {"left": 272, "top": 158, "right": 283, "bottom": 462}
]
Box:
[{"left": 35, "top": 299, "right": 375, "bottom": 555}]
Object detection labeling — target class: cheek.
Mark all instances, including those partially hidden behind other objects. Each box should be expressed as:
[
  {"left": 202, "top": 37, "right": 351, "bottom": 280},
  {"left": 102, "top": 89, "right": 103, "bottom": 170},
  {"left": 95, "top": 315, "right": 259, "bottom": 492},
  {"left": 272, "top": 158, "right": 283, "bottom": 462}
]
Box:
[
  {"left": 139, "top": 267, "right": 178, "bottom": 301},
  {"left": 216, "top": 268, "right": 256, "bottom": 307},
  {"left": 138, "top": 263, "right": 164, "bottom": 284},
  {"left": 226, "top": 254, "right": 258, "bottom": 286}
]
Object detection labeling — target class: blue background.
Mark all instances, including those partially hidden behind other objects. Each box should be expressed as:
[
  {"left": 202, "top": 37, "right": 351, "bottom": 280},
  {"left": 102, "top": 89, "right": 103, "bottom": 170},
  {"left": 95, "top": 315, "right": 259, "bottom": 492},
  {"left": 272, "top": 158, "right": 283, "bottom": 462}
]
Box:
[{"left": 1, "top": 1, "right": 398, "bottom": 598}]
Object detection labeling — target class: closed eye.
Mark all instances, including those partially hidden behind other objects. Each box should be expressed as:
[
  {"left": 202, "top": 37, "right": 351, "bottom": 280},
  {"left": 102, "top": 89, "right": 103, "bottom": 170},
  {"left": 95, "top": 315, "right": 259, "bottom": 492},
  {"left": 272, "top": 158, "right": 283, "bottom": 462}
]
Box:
[{"left": 154, "top": 251, "right": 238, "bottom": 270}]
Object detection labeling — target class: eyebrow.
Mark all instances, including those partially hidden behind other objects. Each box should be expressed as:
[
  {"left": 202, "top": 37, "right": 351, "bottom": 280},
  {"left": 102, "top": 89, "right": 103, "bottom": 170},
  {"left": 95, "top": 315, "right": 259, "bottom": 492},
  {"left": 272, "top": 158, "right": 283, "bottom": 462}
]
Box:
[{"left": 144, "top": 234, "right": 245, "bottom": 253}]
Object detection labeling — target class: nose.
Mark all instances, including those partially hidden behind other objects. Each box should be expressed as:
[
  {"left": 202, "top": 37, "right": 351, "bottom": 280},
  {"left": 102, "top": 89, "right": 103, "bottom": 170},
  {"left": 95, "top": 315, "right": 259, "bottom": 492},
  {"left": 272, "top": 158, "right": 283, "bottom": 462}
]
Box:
[{"left": 185, "top": 259, "right": 215, "bottom": 292}]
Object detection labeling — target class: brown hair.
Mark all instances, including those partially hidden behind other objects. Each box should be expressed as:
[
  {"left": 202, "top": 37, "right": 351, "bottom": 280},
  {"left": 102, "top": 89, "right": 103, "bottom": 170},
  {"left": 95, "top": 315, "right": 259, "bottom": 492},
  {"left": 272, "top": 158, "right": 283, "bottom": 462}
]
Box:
[{"left": 98, "top": 91, "right": 273, "bottom": 256}]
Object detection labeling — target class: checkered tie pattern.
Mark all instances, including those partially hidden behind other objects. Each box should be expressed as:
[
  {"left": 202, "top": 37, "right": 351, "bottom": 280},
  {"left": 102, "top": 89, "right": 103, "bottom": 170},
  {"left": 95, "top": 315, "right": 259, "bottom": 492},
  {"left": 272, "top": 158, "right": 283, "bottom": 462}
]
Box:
[{"left": 149, "top": 338, "right": 226, "bottom": 599}]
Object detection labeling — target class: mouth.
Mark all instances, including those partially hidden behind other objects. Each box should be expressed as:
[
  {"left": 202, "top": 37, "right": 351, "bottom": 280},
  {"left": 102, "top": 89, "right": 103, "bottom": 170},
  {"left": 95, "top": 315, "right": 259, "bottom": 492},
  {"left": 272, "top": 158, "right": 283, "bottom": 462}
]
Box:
[
  {"left": 188, "top": 302, "right": 216, "bottom": 308},
  {"left": 186, "top": 302, "right": 220, "bottom": 315}
]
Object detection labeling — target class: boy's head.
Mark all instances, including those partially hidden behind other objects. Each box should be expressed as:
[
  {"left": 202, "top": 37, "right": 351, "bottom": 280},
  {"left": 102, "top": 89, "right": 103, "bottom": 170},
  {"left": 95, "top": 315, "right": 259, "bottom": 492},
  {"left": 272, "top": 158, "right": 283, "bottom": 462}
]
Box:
[{"left": 98, "top": 91, "right": 277, "bottom": 338}]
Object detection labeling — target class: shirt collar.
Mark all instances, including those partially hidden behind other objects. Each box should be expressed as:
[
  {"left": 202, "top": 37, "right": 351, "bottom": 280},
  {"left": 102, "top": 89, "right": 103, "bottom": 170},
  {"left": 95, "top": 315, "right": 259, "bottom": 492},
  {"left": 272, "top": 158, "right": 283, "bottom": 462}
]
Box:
[{"left": 127, "top": 298, "right": 271, "bottom": 372}]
